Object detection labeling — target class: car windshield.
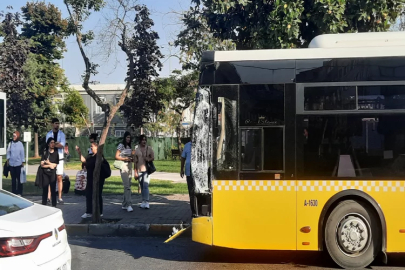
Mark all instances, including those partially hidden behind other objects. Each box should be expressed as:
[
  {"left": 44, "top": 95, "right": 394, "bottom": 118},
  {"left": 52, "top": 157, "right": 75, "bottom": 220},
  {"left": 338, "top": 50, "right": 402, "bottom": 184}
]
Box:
[{"left": 0, "top": 190, "right": 33, "bottom": 216}]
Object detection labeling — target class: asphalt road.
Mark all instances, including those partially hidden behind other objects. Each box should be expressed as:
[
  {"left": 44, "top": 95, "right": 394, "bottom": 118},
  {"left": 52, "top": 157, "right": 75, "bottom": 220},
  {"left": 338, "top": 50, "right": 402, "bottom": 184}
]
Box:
[{"left": 69, "top": 237, "right": 405, "bottom": 270}]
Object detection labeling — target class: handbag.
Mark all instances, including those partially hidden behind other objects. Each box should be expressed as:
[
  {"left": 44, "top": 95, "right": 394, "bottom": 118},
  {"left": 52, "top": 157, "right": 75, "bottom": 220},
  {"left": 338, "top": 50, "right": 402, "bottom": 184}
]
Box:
[
  {"left": 113, "top": 160, "right": 124, "bottom": 170},
  {"left": 146, "top": 146, "right": 156, "bottom": 175},
  {"left": 3, "top": 142, "right": 11, "bottom": 178},
  {"left": 20, "top": 167, "right": 27, "bottom": 184},
  {"left": 3, "top": 161, "right": 9, "bottom": 178},
  {"left": 41, "top": 150, "right": 52, "bottom": 174}
]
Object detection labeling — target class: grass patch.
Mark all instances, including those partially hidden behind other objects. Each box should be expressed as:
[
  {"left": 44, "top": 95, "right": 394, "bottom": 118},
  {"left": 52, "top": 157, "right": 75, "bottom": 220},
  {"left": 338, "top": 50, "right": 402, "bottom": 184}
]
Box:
[
  {"left": 28, "top": 158, "right": 181, "bottom": 173},
  {"left": 2, "top": 175, "right": 187, "bottom": 196}
]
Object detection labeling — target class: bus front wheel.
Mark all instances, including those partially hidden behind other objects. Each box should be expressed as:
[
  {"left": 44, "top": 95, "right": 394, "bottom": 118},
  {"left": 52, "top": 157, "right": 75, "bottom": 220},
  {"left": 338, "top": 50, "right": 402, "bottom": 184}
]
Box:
[{"left": 325, "top": 200, "right": 381, "bottom": 269}]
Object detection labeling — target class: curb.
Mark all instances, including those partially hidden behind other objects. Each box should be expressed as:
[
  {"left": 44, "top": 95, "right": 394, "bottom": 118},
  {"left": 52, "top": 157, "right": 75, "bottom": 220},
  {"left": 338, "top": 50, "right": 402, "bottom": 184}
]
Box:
[{"left": 66, "top": 223, "right": 191, "bottom": 238}]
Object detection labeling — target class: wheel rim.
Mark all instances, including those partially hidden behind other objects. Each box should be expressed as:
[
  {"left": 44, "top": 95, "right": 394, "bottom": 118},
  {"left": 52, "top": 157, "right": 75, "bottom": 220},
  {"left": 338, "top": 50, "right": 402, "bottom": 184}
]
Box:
[{"left": 335, "top": 213, "right": 372, "bottom": 257}]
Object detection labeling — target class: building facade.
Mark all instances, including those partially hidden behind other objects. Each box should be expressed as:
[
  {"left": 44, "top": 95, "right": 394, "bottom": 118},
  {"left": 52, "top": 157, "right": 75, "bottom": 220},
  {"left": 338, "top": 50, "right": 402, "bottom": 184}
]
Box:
[{"left": 56, "top": 84, "right": 194, "bottom": 138}]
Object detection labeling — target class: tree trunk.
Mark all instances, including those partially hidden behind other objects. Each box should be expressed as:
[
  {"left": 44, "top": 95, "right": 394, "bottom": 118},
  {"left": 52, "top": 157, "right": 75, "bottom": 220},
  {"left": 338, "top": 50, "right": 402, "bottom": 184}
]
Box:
[
  {"left": 176, "top": 122, "right": 183, "bottom": 153},
  {"left": 34, "top": 132, "right": 40, "bottom": 158},
  {"left": 92, "top": 109, "right": 111, "bottom": 224}
]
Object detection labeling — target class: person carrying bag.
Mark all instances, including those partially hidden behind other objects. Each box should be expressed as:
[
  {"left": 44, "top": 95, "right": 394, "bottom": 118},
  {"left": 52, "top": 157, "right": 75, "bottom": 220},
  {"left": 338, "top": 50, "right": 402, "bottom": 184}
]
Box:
[
  {"left": 115, "top": 132, "right": 134, "bottom": 212},
  {"left": 41, "top": 137, "right": 59, "bottom": 207},
  {"left": 134, "top": 135, "right": 155, "bottom": 210},
  {"left": 6, "top": 131, "right": 25, "bottom": 196}
]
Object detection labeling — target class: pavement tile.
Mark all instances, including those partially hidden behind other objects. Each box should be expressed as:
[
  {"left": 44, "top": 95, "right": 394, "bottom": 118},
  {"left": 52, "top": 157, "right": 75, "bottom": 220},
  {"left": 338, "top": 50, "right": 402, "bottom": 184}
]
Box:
[{"left": 24, "top": 194, "right": 191, "bottom": 226}]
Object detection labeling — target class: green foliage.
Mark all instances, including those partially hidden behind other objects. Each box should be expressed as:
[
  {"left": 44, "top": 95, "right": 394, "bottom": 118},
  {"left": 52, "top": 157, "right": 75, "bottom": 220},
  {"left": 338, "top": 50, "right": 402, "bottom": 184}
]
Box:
[
  {"left": 60, "top": 88, "right": 89, "bottom": 127},
  {"left": 21, "top": 2, "right": 68, "bottom": 60},
  {"left": 175, "top": 5, "right": 236, "bottom": 70},
  {"left": 23, "top": 54, "right": 59, "bottom": 133},
  {"left": 62, "top": 127, "right": 76, "bottom": 139},
  {"left": 0, "top": 10, "right": 34, "bottom": 130},
  {"left": 122, "top": 5, "right": 163, "bottom": 128},
  {"left": 154, "top": 71, "right": 197, "bottom": 151},
  {"left": 157, "top": 71, "right": 198, "bottom": 116},
  {"left": 20, "top": 2, "right": 70, "bottom": 133},
  {"left": 64, "top": 0, "right": 105, "bottom": 80},
  {"left": 64, "top": 0, "right": 105, "bottom": 32},
  {"left": 185, "top": 0, "right": 405, "bottom": 50}
]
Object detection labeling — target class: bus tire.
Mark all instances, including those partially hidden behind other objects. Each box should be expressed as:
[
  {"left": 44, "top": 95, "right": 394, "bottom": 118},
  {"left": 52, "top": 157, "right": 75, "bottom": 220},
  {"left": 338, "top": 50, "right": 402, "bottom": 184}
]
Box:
[{"left": 325, "top": 200, "right": 381, "bottom": 269}]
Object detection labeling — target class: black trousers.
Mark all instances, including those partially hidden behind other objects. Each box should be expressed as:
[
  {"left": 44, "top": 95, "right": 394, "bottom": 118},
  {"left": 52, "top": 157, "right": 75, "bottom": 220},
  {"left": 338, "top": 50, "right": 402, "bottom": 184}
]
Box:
[
  {"left": 86, "top": 177, "right": 105, "bottom": 214},
  {"left": 42, "top": 180, "right": 57, "bottom": 207},
  {"left": 10, "top": 166, "right": 23, "bottom": 195},
  {"left": 186, "top": 176, "right": 196, "bottom": 216}
]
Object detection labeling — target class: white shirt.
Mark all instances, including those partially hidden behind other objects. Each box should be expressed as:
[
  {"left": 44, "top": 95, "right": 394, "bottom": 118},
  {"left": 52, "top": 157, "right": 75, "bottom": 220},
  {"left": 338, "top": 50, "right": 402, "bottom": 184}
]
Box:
[
  {"left": 46, "top": 130, "right": 66, "bottom": 159},
  {"left": 6, "top": 141, "right": 25, "bottom": 167}
]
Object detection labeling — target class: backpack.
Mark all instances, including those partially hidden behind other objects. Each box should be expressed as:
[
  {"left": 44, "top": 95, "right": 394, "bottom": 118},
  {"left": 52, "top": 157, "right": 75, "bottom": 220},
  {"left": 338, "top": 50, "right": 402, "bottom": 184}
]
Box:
[
  {"left": 101, "top": 158, "right": 111, "bottom": 179},
  {"left": 62, "top": 177, "right": 70, "bottom": 194}
]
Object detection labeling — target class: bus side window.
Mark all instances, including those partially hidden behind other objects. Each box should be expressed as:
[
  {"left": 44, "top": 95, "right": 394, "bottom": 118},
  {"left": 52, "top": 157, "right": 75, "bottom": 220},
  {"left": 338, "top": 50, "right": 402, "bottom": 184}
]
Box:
[
  {"left": 216, "top": 97, "right": 238, "bottom": 171},
  {"left": 212, "top": 86, "right": 238, "bottom": 179},
  {"left": 241, "top": 129, "right": 261, "bottom": 171}
]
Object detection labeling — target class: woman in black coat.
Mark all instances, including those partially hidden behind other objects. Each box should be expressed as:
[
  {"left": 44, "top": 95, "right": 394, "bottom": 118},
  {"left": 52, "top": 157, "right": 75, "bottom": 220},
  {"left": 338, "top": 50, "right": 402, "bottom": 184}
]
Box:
[
  {"left": 41, "top": 137, "right": 59, "bottom": 207},
  {"left": 75, "top": 142, "right": 106, "bottom": 219}
]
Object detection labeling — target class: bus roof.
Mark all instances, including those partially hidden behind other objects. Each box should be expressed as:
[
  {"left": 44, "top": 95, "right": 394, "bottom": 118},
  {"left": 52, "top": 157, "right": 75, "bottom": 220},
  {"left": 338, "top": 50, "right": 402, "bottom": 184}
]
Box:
[{"left": 213, "top": 32, "right": 405, "bottom": 62}]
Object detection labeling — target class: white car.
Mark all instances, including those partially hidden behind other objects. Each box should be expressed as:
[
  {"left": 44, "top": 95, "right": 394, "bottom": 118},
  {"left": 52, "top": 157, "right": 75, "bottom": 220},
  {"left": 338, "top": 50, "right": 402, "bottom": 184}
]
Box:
[{"left": 0, "top": 190, "right": 71, "bottom": 270}]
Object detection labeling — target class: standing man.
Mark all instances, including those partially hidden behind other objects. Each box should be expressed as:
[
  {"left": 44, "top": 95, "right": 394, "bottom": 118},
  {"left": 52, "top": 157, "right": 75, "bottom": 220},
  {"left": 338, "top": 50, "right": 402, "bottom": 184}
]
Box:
[
  {"left": 180, "top": 131, "right": 196, "bottom": 217},
  {"left": 46, "top": 118, "right": 66, "bottom": 204}
]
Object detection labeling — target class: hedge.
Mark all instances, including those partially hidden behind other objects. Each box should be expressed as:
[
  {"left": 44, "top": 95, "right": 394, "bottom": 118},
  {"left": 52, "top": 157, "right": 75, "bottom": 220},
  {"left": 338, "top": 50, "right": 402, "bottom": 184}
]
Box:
[{"left": 29, "top": 137, "right": 179, "bottom": 160}]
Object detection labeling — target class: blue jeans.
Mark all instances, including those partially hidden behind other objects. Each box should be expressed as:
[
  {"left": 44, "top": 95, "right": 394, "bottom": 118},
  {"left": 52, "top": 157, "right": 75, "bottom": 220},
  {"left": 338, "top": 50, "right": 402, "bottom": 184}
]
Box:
[
  {"left": 10, "top": 166, "right": 23, "bottom": 195},
  {"left": 139, "top": 172, "right": 150, "bottom": 202}
]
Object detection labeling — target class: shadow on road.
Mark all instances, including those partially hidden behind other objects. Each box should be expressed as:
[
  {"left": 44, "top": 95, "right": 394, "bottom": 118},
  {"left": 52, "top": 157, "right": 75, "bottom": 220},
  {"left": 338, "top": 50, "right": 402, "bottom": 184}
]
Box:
[{"left": 67, "top": 236, "right": 405, "bottom": 269}]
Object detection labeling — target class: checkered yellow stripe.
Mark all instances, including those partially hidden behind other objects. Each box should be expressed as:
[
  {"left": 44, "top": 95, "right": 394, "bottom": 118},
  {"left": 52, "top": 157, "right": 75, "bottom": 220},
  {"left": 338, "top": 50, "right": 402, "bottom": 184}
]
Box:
[{"left": 213, "top": 180, "right": 405, "bottom": 192}]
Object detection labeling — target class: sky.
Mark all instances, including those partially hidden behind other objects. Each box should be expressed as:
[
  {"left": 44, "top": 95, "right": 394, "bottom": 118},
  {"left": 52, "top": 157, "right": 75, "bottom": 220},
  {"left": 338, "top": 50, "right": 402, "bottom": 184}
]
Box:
[{"left": 1, "top": 0, "right": 191, "bottom": 84}]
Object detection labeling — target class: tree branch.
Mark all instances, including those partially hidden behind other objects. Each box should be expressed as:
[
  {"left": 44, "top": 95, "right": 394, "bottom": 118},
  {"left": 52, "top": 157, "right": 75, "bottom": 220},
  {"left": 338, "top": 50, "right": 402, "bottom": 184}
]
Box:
[
  {"left": 64, "top": 1, "right": 107, "bottom": 111},
  {"left": 109, "top": 21, "right": 135, "bottom": 123}
]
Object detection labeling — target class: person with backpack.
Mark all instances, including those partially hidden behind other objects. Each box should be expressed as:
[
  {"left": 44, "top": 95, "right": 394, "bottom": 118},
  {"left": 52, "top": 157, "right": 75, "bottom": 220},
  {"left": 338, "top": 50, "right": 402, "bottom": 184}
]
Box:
[
  {"left": 6, "top": 131, "right": 25, "bottom": 196},
  {"left": 75, "top": 142, "right": 108, "bottom": 218}
]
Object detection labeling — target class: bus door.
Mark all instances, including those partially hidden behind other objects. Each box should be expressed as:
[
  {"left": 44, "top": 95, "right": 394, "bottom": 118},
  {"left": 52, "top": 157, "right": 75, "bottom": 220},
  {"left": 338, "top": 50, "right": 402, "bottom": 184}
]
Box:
[{"left": 212, "top": 84, "right": 297, "bottom": 250}]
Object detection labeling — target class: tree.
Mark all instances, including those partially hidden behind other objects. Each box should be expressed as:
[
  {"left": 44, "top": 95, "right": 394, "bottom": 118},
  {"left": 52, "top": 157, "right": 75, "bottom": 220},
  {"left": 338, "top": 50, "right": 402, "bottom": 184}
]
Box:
[
  {"left": 64, "top": 0, "right": 161, "bottom": 223},
  {"left": 0, "top": 9, "right": 34, "bottom": 132},
  {"left": 175, "top": 5, "right": 235, "bottom": 71},
  {"left": 398, "top": 7, "right": 405, "bottom": 30},
  {"left": 185, "top": 0, "right": 405, "bottom": 50},
  {"left": 156, "top": 71, "right": 198, "bottom": 152},
  {"left": 21, "top": 2, "right": 69, "bottom": 157},
  {"left": 21, "top": 2, "right": 68, "bottom": 59},
  {"left": 161, "top": 108, "right": 181, "bottom": 147},
  {"left": 60, "top": 88, "right": 89, "bottom": 128},
  {"left": 142, "top": 104, "right": 180, "bottom": 139},
  {"left": 121, "top": 5, "right": 163, "bottom": 130}
]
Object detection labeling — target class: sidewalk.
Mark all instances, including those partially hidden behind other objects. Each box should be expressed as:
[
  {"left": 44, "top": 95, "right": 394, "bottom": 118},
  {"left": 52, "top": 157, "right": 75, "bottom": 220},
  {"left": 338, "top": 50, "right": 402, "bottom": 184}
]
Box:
[
  {"left": 27, "top": 165, "right": 185, "bottom": 183},
  {"left": 24, "top": 194, "right": 191, "bottom": 226}
]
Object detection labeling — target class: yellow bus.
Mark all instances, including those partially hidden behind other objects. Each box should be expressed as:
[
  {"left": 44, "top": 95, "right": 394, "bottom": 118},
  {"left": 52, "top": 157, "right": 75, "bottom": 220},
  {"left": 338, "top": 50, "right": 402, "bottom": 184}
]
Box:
[{"left": 189, "top": 32, "right": 405, "bottom": 269}]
